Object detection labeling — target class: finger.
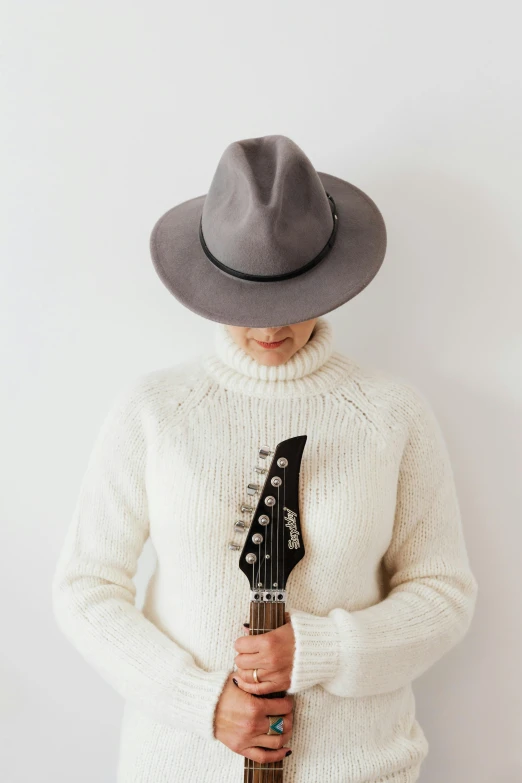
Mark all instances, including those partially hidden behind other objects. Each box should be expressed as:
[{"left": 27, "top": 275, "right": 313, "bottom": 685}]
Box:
[
  {"left": 234, "top": 674, "right": 279, "bottom": 696},
  {"left": 234, "top": 651, "right": 265, "bottom": 669},
  {"left": 256, "top": 694, "right": 294, "bottom": 716},
  {"left": 236, "top": 667, "right": 269, "bottom": 684},
  {"left": 241, "top": 744, "right": 291, "bottom": 764},
  {"left": 252, "top": 729, "right": 293, "bottom": 750},
  {"left": 233, "top": 635, "right": 262, "bottom": 654}
]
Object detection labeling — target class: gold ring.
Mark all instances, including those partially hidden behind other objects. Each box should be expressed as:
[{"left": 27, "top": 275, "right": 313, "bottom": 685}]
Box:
[
  {"left": 267, "top": 715, "right": 284, "bottom": 735},
  {"left": 253, "top": 668, "right": 260, "bottom": 683}
]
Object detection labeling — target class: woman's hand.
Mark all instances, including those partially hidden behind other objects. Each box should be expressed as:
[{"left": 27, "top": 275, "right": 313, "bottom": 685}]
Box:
[
  {"left": 233, "top": 612, "right": 296, "bottom": 695},
  {"left": 214, "top": 672, "right": 294, "bottom": 763}
]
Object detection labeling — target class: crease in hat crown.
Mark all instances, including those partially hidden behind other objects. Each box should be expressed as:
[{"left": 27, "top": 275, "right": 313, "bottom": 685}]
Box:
[{"left": 200, "top": 134, "right": 335, "bottom": 278}]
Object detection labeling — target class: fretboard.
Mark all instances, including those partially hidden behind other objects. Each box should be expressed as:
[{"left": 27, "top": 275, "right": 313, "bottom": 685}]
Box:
[{"left": 244, "top": 600, "right": 288, "bottom": 783}]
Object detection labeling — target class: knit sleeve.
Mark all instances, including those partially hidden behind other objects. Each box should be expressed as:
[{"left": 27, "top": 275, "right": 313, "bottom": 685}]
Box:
[
  {"left": 286, "top": 385, "right": 479, "bottom": 697},
  {"left": 51, "top": 376, "right": 231, "bottom": 740}
]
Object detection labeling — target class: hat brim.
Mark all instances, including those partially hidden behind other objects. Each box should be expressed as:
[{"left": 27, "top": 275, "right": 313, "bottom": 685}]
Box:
[{"left": 149, "top": 171, "right": 387, "bottom": 327}]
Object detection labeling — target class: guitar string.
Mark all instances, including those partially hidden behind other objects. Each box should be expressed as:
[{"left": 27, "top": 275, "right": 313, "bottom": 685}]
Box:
[
  {"left": 269, "top": 476, "right": 277, "bottom": 782},
  {"left": 269, "top": 464, "right": 286, "bottom": 779},
  {"left": 265, "top": 465, "right": 285, "bottom": 779},
  {"left": 248, "top": 560, "right": 255, "bottom": 782},
  {"left": 270, "top": 479, "right": 277, "bottom": 783}
]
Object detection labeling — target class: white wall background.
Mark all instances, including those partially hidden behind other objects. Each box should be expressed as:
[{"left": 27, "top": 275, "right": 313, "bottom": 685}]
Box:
[{"left": 1, "top": 2, "right": 520, "bottom": 781}]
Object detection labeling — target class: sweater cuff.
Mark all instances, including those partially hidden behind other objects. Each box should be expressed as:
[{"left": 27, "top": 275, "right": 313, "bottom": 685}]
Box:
[
  {"left": 286, "top": 609, "right": 341, "bottom": 693},
  {"left": 167, "top": 665, "right": 231, "bottom": 740}
]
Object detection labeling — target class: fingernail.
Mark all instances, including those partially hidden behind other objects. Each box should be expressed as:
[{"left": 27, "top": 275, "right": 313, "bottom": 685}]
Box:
[
  {"left": 232, "top": 678, "right": 238, "bottom": 686},
  {"left": 285, "top": 749, "right": 292, "bottom": 756}
]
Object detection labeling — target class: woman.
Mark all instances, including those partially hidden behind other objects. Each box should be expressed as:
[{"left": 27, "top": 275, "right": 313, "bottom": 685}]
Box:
[{"left": 52, "top": 134, "right": 478, "bottom": 782}]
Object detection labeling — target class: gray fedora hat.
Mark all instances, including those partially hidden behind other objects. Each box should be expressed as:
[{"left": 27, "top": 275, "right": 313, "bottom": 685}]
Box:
[{"left": 149, "top": 134, "right": 387, "bottom": 327}]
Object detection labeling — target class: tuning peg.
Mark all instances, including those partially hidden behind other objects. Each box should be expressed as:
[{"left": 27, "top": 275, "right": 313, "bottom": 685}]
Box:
[
  {"left": 228, "top": 542, "right": 241, "bottom": 551},
  {"left": 246, "top": 483, "right": 260, "bottom": 496},
  {"left": 253, "top": 465, "right": 267, "bottom": 474},
  {"left": 258, "top": 446, "right": 272, "bottom": 459},
  {"left": 239, "top": 503, "right": 255, "bottom": 513},
  {"left": 234, "top": 520, "right": 249, "bottom": 532}
]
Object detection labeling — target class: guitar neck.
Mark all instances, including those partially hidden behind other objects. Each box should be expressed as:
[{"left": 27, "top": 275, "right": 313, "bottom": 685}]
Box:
[
  {"left": 244, "top": 600, "right": 287, "bottom": 782},
  {"left": 249, "top": 599, "right": 286, "bottom": 634},
  {"left": 238, "top": 435, "right": 307, "bottom": 783}
]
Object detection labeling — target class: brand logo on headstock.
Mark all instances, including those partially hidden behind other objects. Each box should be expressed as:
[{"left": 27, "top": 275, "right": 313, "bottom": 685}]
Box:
[{"left": 283, "top": 506, "right": 301, "bottom": 549}]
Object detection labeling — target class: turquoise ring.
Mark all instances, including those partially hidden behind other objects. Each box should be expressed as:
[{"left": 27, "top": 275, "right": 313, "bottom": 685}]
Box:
[{"left": 267, "top": 716, "right": 284, "bottom": 735}]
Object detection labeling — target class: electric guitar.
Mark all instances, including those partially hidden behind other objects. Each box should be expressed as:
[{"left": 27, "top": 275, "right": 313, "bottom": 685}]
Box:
[{"left": 230, "top": 435, "right": 307, "bottom": 782}]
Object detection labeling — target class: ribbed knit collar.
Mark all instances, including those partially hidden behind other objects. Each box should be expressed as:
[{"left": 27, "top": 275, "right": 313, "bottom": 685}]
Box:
[{"left": 200, "top": 316, "right": 355, "bottom": 398}]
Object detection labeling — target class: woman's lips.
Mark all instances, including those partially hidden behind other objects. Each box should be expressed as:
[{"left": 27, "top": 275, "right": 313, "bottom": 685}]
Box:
[{"left": 254, "top": 338, "right": 287, "bottom": 349}]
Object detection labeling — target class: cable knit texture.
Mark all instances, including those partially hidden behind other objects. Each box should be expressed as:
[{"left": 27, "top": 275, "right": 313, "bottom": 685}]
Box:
[{"left": 52, "top": 316, "right": 478, "bottom": 783}]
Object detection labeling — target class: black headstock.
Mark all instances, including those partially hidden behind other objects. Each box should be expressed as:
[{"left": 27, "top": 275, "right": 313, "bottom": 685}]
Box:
[{"left": 238, "top": 435, "right": 307, "bottom": 592}]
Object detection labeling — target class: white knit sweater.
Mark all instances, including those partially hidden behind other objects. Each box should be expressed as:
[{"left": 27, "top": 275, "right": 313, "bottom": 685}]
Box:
[{"left": 52, "top": 316, "right": 478, "bottom": 783}]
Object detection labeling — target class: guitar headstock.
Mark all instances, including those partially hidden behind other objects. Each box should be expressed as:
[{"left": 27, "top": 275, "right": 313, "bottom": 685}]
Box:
[{"left": 236, "top": 435, "right": 307, "bottom": 597}]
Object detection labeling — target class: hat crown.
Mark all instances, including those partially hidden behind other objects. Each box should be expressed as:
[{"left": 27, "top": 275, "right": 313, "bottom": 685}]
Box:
[{"left": 201, "top": 135, "right": 334, "bottom": 278}]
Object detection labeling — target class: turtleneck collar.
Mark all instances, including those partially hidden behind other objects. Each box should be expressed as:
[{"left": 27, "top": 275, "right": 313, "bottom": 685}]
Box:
[{"left": 200, "top": 316, "right": 355, "bottom": 398}]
